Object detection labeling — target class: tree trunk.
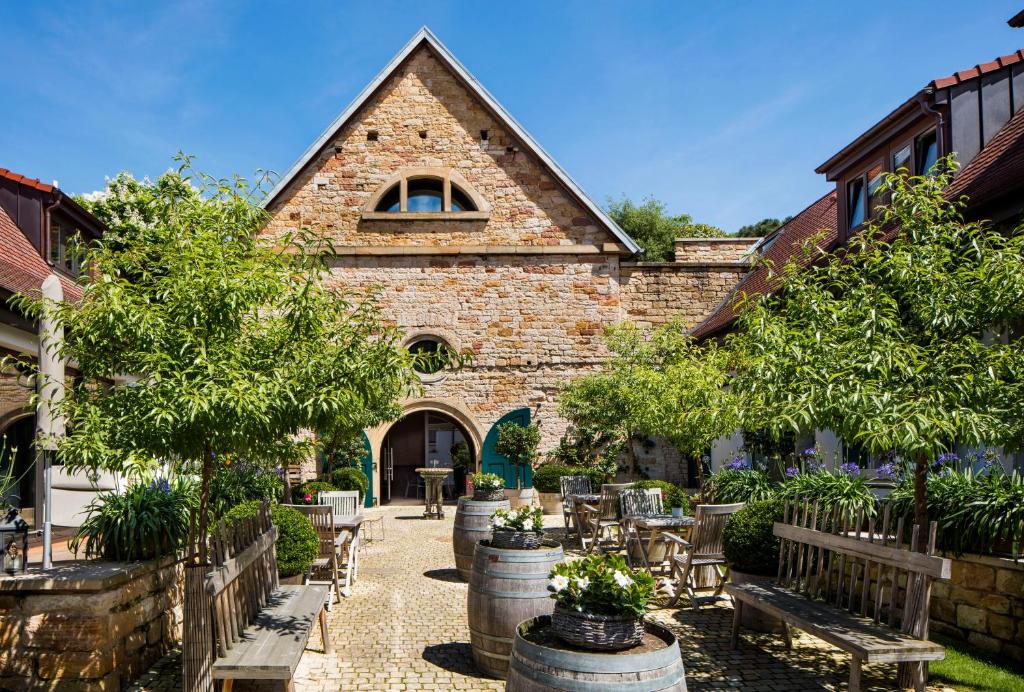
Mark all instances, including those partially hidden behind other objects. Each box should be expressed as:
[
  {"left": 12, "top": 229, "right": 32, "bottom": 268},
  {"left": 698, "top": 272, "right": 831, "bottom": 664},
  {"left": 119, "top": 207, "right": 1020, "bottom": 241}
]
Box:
[
  {"left": 695, "top": 453, "right": 706, "bottom": 496},
  {"left": 197, "top": 445, "right": 214, "bottom": 565},
  {"left": 626, "top": 431, "right": 640, "bottom": 479},
  {"left": 913, "top": 451, "right": 928, "bottom": 547}
]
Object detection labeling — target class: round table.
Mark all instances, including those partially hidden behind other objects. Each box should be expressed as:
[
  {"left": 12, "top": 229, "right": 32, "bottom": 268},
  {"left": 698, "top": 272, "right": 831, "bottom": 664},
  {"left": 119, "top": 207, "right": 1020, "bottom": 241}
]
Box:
[{"left": 416, "top": 467, "right": 452, "bottom": 519}]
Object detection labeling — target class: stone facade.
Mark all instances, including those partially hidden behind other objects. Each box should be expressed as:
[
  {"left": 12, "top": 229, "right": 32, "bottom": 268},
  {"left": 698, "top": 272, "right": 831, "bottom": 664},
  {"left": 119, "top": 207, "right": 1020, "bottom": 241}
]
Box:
[
  {"left": 266, "top": 40, "right": 747, "bottom": 494},
  {"left": 930, "top": 553, "right": 1024, "bottom": 662},
  {"left": 674, "top": 237, "right": 760, "bottom": 264},
  {"left": 0, "top": 557, "right": 183, "bottom": 690}
]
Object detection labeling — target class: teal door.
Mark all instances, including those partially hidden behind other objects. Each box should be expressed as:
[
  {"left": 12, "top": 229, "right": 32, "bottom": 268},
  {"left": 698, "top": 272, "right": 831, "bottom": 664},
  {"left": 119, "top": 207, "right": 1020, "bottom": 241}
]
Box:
[
  {"left": 481, "top": 408, "right": 533, "bottom": 489},
  {"left": 360, "top": 432, "right": 374, "bottom": 508}
]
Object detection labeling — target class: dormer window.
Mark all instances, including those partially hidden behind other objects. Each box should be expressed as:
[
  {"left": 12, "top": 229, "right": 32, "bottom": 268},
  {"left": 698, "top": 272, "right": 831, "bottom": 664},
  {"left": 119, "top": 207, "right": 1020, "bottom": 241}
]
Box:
[
  {"left": 845, "top": 162, "right": 883, "bottom": 231},
  {"left": 49, "top": 218, "right": 84, "bottom": 276},
  {"left": 362, "top": 168, "right": 490, "bottom": 221}
]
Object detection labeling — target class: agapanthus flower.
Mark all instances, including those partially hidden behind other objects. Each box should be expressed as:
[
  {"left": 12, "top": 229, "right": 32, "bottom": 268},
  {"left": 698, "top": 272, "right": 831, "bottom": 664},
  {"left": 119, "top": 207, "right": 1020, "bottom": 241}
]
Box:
[
  {"left": 875, "top": 463, "right": 897, "bottom": 480},
  {"left": 148, "top": 478, "right": 171, "bottom": 493},
  {"left": 785, "top": 466, "right": 800, "bottom": 479},
  {"left": 726, "top": 457, "right": 750, "bottom": 471},
  {"left": 934, "top": 452, "right": 960, "bottom": 471},
  {"left": 839, "top": 462, "right": 860, "bottom": 477},
  {"left": 802, "top": 447, "right": 819, "bottom": 457}
]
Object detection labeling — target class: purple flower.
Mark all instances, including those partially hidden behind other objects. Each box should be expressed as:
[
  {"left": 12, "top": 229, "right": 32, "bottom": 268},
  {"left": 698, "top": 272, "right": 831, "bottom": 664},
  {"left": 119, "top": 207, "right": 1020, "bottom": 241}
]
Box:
[
  {"left": 839, "top": 462, "right": 860, "bottom": 477},
  {"left": 933, "top": 452, "right": 959, "bottom": 471},
  {"left": 802, "top": 447, "right": 819, "bottom": 457},
  {"left": 875, "top": 463, "right": 897, "bottom": 480},
  {"left": 148, "top": 478, "right": 171, "bottom": 493},
  {"left": 785, "top": 466, "right": 800, "bottom": 479},
  {"left": 726, "top": 457, "right": 750, "bottom": 471}
]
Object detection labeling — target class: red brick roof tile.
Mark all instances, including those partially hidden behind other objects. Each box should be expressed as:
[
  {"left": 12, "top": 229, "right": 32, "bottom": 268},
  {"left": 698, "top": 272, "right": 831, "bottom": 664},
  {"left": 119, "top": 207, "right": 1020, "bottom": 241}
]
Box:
[
  {"left": 0, "top": 168, "right": 54, "bottom": 193},
  {"left": 0, "top": 205, "right": 81, "bottom": 301},
  {"left": 929, "top": 50, "right": 1024, "bottom": 89}
]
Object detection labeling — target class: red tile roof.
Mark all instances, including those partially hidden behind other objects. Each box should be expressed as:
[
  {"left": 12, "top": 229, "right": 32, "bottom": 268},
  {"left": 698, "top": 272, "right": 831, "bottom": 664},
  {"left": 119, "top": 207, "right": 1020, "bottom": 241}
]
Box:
[
  {"left": 691, "top": 190, "right": 838, "bottom": 340},
  {"left": 930, "top": 50, "right": 1024, "bottom": 89},
  {"left": 0, "top": 205, "right": 82, "bottom": 302},
  {"left": 946, "top": 106, "right": 1024, "bottom": 213},
  {"left": 0, "top": 168, "right": 54, "bottom": 193}
]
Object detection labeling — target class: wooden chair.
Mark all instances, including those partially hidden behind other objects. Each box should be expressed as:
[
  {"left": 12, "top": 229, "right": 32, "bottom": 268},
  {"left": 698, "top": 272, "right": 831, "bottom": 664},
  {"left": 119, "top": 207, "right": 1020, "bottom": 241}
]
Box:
[
  {"left": 282, "top": 463, "right": 305, "bottom": 503},
  {"left": 619, "top": 488, "right": 663, "bottom": 568},
  {"left": 288, "top": 505, "right": 342, "bottom": 611},
  {"left": 663, "top": 502, "right": 744, "bottom": 609},
  {"left": 558, "top": 475, "right": 592, "bottom": 534},
  {"left": 579, "top": 483, "right": 632, "bottom": 553},
  {"left": 320, "top": 491, "right": 361, "bottom": 594}
]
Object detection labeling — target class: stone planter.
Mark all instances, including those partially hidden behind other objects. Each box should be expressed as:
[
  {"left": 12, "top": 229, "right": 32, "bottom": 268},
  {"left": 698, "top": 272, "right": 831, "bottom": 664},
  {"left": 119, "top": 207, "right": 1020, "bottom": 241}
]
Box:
[
  {"left": 729, "top": 569, "right": 785, "bottom": 633},
  {"left": 279, "top": 573, "right": 305, "bottom": 586},
  {"left": 538, "top": 492, "right": 561, "bottom": 515}
]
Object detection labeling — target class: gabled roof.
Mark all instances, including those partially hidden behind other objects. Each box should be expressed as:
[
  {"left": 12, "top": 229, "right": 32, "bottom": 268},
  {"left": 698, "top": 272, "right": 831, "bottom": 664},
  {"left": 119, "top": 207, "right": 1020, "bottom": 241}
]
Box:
[
  {"left": 259, "top": 27, "right": 640, "bottom": 254},
  {"left": 690, "top": 190, "right": 838, "bottom": 340},
  {"left": 946, "top": 105, "right": 1024, "bottom": 216},
  {"left": 0, "top": 205, "right": 81, "bottom": 301}
]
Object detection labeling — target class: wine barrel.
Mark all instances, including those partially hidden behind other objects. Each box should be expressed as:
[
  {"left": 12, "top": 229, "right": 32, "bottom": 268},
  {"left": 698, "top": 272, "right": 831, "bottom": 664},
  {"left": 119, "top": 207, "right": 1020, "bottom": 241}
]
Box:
[
  {"left": 467, "top": 540, "right": 563, "bottom": 679},
  {"left": 453, "top": 497, "right": 510, "bottom": 581},
  {"left": 506, "top": 615, "right": 687, "bottom": 691}
]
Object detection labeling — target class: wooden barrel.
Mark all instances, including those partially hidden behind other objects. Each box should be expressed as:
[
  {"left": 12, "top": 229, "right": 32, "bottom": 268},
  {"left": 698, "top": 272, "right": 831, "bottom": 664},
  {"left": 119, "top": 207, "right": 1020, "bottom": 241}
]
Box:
[
  {"left": 467, "top": 540, "right": 563, "bottom": 679},
  {"left": 453, "top": 497, "right": 510, "bottom": 581},
  {"left": 506, "top": 615, "right": 687, "bottom": 691}
]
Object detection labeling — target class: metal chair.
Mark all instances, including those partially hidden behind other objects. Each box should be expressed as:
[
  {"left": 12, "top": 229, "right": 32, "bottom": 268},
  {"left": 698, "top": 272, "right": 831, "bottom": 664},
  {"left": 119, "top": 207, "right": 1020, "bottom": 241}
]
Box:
[
  {"left": 579, "top": 483, "right": 632, "bottom": 553},
  {"left": 559, "top": 475, "right": 593, "bottom": 534},
  {"left": 662, "top": 502, "right": 745, "bottom": 609},
  {"left": 285, "top": 504, "right": 342, "bottom": 610}
]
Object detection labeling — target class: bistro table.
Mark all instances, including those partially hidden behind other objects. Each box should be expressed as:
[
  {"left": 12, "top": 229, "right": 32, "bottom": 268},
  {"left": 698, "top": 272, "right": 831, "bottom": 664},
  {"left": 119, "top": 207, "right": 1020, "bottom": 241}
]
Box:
[
  {"left": 333, "top": 513, "right": 364, "bottom": 595},
  {"left": 629, "top": 514, "right": 696, "bottom": 573}
]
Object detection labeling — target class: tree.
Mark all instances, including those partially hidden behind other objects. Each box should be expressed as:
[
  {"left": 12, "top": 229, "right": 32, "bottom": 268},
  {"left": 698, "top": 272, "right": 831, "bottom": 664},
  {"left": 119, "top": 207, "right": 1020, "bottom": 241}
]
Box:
[
  {"left": 607, "top": 196, "right": 724, "bottom": 261},
  {"left": 734, "top": 216, "right": 791, "bottom": 238},
  {"left": 729, "top": 159, "right": 1024, "bottom": 531},
  {"left": 494, "top": 421, "right": 541, "bottom": 490},
  {"left": 22, "top": 157, "right": 419, "bottom": 563}
]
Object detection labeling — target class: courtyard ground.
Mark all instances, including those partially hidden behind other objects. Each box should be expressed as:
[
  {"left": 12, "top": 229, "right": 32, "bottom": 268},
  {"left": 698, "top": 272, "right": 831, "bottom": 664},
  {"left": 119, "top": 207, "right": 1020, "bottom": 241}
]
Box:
[{"left": 129, "top": 504, "right": 952, "bottom": 691}]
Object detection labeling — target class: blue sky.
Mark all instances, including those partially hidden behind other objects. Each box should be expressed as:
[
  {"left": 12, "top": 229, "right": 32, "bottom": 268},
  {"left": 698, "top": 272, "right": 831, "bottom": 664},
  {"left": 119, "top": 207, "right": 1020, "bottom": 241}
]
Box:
[{"left": 1, "top": 2, "right": 1020, "bottom": 233}]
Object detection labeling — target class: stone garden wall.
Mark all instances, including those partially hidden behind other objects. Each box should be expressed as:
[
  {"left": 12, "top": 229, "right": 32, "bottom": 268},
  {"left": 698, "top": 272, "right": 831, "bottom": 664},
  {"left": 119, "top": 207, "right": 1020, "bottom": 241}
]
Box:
[
  {"left": 0, "top": 556, "right": 183, "bottom": 690},
  {"left": 930, "top": 553, "right": 1024, "bottom": 663}
]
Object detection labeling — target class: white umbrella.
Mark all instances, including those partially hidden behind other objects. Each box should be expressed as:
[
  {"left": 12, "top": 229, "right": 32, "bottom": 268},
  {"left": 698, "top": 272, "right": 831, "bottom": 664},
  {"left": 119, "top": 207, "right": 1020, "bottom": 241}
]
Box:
[{"left": 37, "top": 274, "right": 65, "bottom": 569}]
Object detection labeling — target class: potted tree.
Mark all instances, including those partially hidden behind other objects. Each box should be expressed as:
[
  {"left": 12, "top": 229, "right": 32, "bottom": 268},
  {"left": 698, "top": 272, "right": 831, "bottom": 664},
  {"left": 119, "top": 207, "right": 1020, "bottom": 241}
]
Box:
[
  {"left": 547, "top": 553, "right": 655, "bottom": 650},
  {"left": 721, "top": 498, "right": 785, "bottom": 632},
  {"left": 495, "top": 421, "right": 541, "bottom": 508}
]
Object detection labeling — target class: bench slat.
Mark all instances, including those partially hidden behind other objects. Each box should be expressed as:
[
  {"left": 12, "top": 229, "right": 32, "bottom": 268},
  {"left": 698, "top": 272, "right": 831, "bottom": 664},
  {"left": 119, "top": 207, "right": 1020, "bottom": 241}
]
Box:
[
  {"left": 774, "top": 523, "right": 951, "bottom": 579},
  {"left": 212, "top": 585, "right": 328, "bottom": 680},
  {"left": 726, "top": 582, "right": 945, "bottom": 663}
]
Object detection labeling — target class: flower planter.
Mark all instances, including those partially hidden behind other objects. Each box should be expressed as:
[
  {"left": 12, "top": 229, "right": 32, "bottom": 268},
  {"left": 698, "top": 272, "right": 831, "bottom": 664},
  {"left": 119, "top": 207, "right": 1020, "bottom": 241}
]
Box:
[
  {"left": 538, "top": 492, "right": 561, "bottom": 515},
  {"left": 279, "top": 573, "right": 304, "bottom": 586},
  {"left": 467, "top": 539, "right": 563, "bottom": 679},
  {"left": 453, "top": 496, "right": 511, "bottom": 580},
  {"left": 490, "top": 529, "right": 544, "bottom": 550},
  {"left": 550, "top": 603, "right": 645, "bottom": 651},
  {"left": 507, "top": 615, "right": 687, "bottom": 691},
  {"left": 729, "top": 569, "right": 785, "bottom": 633},
  {"left": 473, "top": 489, "right": 505, "bottom": 502}
]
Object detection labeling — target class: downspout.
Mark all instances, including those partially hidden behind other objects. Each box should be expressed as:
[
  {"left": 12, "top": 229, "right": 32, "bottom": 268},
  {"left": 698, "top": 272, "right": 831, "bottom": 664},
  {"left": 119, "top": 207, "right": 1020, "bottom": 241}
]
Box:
[{"left": 916, "top": 87, "right": 948, "bottom": 161}]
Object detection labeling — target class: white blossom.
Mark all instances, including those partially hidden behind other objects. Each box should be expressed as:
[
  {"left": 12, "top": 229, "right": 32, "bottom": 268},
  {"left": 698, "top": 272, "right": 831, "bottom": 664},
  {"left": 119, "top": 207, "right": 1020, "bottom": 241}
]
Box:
[
  {"left": 613, "top": 570, "right": 633, "bottom": 589},
  {"left": 574, "top": 576, "right": 590, "bottom": 590},
  {"left": 492, "top": 515, "right": 507, "bottom": 528},
  {"left": 549, "top": 575, "right": 570, "bottom": 593}
]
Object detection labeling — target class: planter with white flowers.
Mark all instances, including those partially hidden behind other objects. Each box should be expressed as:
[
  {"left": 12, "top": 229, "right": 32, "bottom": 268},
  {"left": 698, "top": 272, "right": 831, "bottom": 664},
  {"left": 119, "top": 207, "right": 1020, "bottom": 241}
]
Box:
[
  {"left": 470, "top": 472, "right": 506, "bottom": 502},
  {"left": 489, "top": 506, "right": 544, "bottom": 549}
]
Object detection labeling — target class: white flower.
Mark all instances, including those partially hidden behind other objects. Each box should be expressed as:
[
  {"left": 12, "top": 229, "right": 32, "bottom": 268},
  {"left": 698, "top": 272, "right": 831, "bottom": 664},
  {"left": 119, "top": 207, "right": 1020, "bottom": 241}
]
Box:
[
  {"left": 492, "top": 515, "right": 507, "bottom": 528},
  {"left": 613, "top": 570, "right": 634, "bottom": 589},
  {"left": 549, "top": 575, "right": 570, "bottom": 593},
  {"left": 574, "top": 576, "right": 590, "bottom": 590}
]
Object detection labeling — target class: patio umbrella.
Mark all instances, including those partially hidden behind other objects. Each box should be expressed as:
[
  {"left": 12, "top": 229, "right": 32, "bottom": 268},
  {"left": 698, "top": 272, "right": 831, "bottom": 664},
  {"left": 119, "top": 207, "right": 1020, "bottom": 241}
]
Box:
[{"left": 37, "top": 274, "right": 65, "bottom": 570}]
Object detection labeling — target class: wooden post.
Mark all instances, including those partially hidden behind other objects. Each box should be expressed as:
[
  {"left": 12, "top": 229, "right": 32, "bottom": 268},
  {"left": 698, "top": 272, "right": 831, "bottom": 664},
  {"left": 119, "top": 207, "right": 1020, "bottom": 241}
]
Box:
[{"left": 183, "top": 562, "right": 214, "bottom": 692}]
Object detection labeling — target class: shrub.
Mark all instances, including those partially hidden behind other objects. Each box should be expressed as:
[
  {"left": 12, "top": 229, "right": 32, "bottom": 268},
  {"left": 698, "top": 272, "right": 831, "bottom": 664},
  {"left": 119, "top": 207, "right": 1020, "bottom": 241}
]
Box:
[
  {"left": 72, "top": 477, "right": 195, "bottom": 561},
  {"left": 495, "top": 421, "right": 541, "bottom": 488},
  {"left": 330, "top": 467, "right": 368, "bottom": 500},
  {"left": 633, "top": 480, "right": 691, "bottom": 513},
  {"left": 547, "top": 553, "right": 655, "bottom": 617},
  {"left": 208, "top": 463, "right": 283, "bottom": 519},
  {"left": 471, "top": 472, "right": 504, "bottom": 491},
  {"left": 704, "top": 469, "right": 775, "bottom": 504},
  {"left": 532, "top": 464, "right": 605, "bottom": 494},
  {"left": 296, "top": 481, "right": 337, "bottom": 504},
  {"left": 450, "top": 441, "right": 472, "bottom": 471},
  {"left": 779, "top": 468, "right": 877, "bottom": 520},
  {"left": 223, "top": 501, "right": 318, "bottom": 578},
  {"left": 722, "top": 498, "right": 784, "bottom": 576}
]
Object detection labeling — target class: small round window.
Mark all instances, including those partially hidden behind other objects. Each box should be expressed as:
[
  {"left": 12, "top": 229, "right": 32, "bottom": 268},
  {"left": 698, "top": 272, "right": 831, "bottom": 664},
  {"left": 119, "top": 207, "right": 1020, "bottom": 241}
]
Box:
[{"left": 408, "top": 338, "right": 446, "bottom": 375}]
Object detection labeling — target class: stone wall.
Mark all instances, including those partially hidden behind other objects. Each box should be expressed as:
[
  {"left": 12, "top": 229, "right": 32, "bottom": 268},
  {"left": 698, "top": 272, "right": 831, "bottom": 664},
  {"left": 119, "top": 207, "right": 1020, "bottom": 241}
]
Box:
[
  {"left": 0, "top": 557, "right": 183, "bottom": 690},
  {"left": 619, "top": 262, "right": 749, "bottom": 329},
  {"left": 674, "top": 237, "right": 760, "bottom": 264},
  {"left": 930, "top": 553, "right": 1024, "bottom": 662}
]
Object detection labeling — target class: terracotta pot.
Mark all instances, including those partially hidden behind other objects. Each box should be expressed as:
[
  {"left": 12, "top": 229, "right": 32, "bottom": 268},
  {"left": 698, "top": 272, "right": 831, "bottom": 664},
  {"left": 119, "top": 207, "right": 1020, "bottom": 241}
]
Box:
[
  {"left": 279, "top": 573, "right": 305, "bottom": 586},
  {"left": 730, "top": 569, "right": 785, "bottom": 633},
  {"left": 538, "top": 492, "right": 561, "bottom": 515}
]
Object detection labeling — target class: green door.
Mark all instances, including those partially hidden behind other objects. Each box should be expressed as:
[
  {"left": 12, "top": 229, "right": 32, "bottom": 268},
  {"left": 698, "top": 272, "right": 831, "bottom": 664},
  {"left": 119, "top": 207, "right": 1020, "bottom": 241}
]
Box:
[
  {"left": 360, "top": 432, "right": 374, "bottom": 508},
  {"left": 482, "top": 408, "right": 533, "bottom": 489}
]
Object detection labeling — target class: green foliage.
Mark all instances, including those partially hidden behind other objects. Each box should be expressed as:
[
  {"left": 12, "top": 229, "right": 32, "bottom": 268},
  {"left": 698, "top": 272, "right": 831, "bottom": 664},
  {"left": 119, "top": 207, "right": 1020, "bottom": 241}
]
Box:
[
  {"left": 548, "top": 553, "right": 656, "bottom": 617},
  {"left": 532, "top": 464, "right": 604, "bottom": 494},
  {"left": 471, "top": 472, "right": 504, "bottom": 492},
  {"left": 20, "top": 157, "right": 419, "bottom": 557},
  {"left": 330, "top": 467, "right": 369, "bottom": 499},
  {"left": 734, "top": 216, "right": 791, "bottom": 238},
  {"left": 606, "top": 196, "right": 724, "bottom": 262},
  {"left": 779, "top": 469, "right": 877, "bottom": 520},
  {"left": 491, "top": 505, "right": 544, "bottom": 532},
  {"left": 730, "top": 159, "right": 1024, "bottom": 524},
  {"left": 722, "top": 498, "right": 784, "bottom": 575},
  {"left": 450, "top": 441, "right": 471, "bottom": 471},
  {"left": 546, "top": 426, "right": 619, "bottom": 483},
  {"left": 72, "top": 477, "right": 195, "bottom": 561},
  {"left": 208, "top": 463, "right": 283, "bottom": 519},
  {"left": 319, "top": 432, "right": 366, "bottom": 474},
  {"left": 224, "top": 501, "right": 318, "bottom": 578},
  {"left": 633, "top": 479, "right": 690, "bottom": 512},
  {"left": 889, "top": 467, "right": 1024, "bottom": 556},
  {"left": 704, "top": 468, "right": 775, "bottom": 504},
  {"left": 296, "top": 481, "right": 337, "bottom": 504},
  {"left": 495, "top": 421, "right": 541, "bottom": 489}
]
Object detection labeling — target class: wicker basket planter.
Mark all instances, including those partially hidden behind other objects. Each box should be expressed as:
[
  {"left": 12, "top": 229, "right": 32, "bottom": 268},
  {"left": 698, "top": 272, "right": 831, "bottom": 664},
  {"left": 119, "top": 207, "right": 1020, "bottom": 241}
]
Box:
[
  {"left": 551, "top": 603, "right": 645, "bottom": 651},
  {"left": 473, "top": 489, "right": 506, "bottom": 502},
  {"left": 490, "top": 529, "right": 544, "bottom": 550}
]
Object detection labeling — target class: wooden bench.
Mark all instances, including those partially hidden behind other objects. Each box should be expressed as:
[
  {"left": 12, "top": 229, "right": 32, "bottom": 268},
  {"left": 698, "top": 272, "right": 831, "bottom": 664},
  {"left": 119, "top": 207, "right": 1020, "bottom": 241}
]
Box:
[
  {"left": 725, "top": 501, "right": 951, "bottom": 692},
  {"left": 186, "top": 501, "right": 331, "bottom": 691}
]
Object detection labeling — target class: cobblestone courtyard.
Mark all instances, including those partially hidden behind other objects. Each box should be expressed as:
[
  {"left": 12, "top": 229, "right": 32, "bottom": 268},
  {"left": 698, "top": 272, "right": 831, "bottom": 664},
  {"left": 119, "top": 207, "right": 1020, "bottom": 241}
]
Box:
[{"left": 130, "top": 505, "right": 945, "bottom": 691}]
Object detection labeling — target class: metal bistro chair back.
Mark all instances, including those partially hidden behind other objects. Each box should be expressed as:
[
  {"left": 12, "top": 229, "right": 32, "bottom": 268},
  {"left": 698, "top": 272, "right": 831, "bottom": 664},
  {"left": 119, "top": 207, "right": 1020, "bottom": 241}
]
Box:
[
  {"left": 287, "top": 504, "right": 342, "bottom": 609},
  {"left": 321, "top": 490, "right": 360, "bottom": 519},
  {"left": 559, "top": 475, "right": 593, "bottom": 531},
  {"left": 666, "top": 502, "right": 744, "bottom": 609}
]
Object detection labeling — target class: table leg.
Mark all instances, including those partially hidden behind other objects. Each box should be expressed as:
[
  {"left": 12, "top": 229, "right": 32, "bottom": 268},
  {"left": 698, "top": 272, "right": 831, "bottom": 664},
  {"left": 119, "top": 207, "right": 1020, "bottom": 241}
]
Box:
[{"left": 573, "top": 501, "right": 587, "bottom": 551}]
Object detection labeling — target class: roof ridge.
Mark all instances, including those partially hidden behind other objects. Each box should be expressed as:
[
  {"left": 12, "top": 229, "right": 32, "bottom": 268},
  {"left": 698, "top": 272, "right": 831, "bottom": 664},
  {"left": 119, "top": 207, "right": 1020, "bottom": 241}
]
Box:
[
  {"left": 930, "top": 48, "right": 1024, "bottom": 89},
  {"left": 0, "top": 167, "right": 55, "bottom": 193}
]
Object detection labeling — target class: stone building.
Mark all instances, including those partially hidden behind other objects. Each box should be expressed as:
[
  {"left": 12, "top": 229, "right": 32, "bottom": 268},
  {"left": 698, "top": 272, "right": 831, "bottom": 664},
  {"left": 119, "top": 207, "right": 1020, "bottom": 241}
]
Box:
[{"left": 261, "top": 28, "right": 752, "bottom": 504}]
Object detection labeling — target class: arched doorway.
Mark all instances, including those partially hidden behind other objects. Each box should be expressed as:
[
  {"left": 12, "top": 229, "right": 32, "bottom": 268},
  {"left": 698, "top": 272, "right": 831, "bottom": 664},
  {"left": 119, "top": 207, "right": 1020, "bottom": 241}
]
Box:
[
  {"left": 378, "top": 410, "right": 476, "bottom": 505},
  {"left": 1, "top": 413, "right": 36, "bottom": 519}
]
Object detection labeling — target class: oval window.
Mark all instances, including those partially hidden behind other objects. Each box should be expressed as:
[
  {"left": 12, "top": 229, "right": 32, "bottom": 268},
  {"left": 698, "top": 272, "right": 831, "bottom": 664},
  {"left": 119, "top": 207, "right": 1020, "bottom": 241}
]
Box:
[{"left": 409, "top": 338, "right": 446, "bottom": 375}]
